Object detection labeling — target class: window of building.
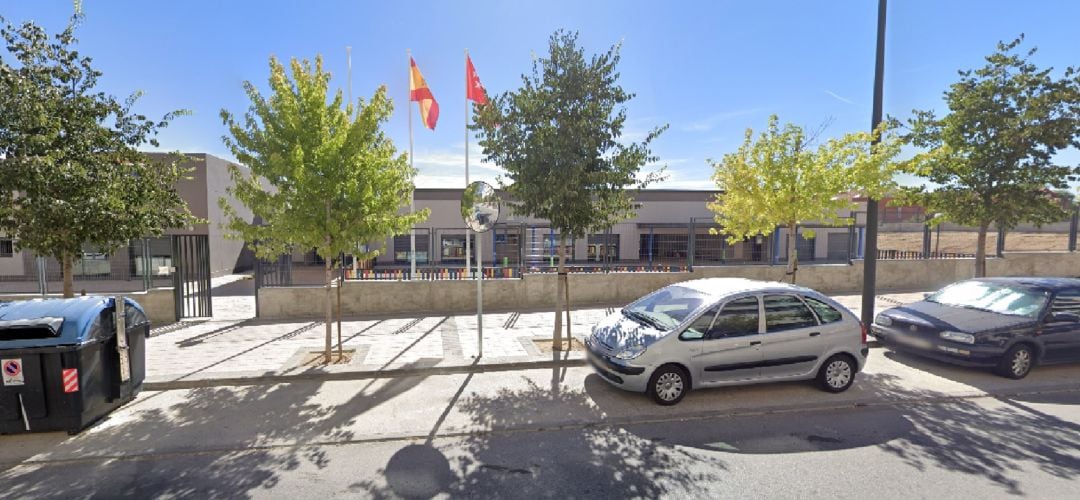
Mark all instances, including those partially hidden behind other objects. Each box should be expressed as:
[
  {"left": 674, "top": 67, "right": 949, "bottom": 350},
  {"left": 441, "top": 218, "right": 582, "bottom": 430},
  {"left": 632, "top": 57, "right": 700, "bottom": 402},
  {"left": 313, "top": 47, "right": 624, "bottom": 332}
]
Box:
[
  {"left": 587, "top": 234, "right": 619, "bottom": 262},
  {"left": 638, "top": 233, "right": 690, "bottom": 262},
  {"left": 764, "top": 295, "right": 819, "bottom": 332},
  {"left": 0, "top": 239, "right": 13, "bottom": 258},
  {"left": 439, "top": 234, "right": 475, "bottom": 262},
  {"left": 709, "top": 296, "right": 760, "bottom": 338},
  {"left": 693, "top": 233, "right": 725, "bottom": 263},
  {"left": 74, "top": 252, "right": 110, "bottom": 276},
  {"left": 394, "top": 235, "right": 431, "bottom": 263},
  {"left": 541, "top": 234, "right": 574, "bottom": 260}
]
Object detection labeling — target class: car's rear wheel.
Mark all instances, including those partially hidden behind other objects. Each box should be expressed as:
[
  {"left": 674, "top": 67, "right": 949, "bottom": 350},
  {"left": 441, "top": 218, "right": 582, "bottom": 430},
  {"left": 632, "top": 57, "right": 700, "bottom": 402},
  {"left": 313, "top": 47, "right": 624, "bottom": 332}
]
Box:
[
  {"left": 647, "top": 365, "right": 688, "bottom": 406},
  {"left": 817, "top": 354, "right": 856, "bottom": 393},
  {"left": 995, "top": 344, "right": 1035, "bottom": 379}
]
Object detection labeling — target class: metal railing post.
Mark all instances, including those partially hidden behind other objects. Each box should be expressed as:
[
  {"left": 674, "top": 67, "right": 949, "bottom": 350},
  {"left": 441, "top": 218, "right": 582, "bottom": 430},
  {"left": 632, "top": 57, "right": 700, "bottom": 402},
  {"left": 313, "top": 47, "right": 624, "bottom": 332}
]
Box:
[
  {"left": 1069, "top": 207, "right": 1078, "bottom": 252},
  {"left": 36, "top": 255, "right": 47, "bottom": 296},
  {"left": 922, "top": 223, "right": 931, "bottom": 259},
  {"left": 687, "top": 218, "right": 696, "bottom": 272},
  {"left": 996, "top": 227, "right": 1006, "bottom": 257}
]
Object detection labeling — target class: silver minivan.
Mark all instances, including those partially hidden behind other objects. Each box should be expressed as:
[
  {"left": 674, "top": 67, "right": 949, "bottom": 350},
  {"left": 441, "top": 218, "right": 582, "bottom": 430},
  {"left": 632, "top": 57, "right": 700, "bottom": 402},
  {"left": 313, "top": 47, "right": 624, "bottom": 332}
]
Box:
[{"left": 585, "top": 278, "right": 869, "bottom": 405}]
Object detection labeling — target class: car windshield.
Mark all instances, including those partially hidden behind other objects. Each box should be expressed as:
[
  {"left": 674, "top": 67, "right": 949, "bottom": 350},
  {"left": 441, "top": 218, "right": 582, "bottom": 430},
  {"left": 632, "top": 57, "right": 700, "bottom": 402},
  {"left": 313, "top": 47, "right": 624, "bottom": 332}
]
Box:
[
  {"left": 623, "top": 286, "right": 710, "bottom": 331},
  {"left": 926, "top": 281, "right": 1049, "bottom": 318}
]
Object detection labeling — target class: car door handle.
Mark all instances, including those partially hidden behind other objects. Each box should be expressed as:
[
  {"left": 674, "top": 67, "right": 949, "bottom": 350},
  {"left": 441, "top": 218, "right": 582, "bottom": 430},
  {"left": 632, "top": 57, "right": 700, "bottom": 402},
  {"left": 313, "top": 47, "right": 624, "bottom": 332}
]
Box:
[
  {"left": 809, "top": 332, "right": 821, "bottom": 337},
  {"left": 749, "top": 341, "right": 762, "bottom": 346}
]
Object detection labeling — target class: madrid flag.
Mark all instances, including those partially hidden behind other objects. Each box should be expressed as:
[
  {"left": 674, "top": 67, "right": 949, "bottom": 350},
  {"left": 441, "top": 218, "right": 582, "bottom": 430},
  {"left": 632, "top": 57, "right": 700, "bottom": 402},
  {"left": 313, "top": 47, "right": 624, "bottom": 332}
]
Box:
[
  {"left": 466, "top": 55, "right": 487, "bottom": 104},
  {"left": 409, "top": 57, "right": 439, "bottom": 130}
]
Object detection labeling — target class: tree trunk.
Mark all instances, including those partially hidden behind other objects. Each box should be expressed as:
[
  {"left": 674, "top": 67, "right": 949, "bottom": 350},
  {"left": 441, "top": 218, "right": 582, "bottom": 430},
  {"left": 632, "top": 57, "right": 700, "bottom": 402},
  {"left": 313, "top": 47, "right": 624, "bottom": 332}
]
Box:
[
  {"left": 337, "top": 262, "right": 343, "bottom": 360},
  {"left": 565, "top": 265, "right": 571, "bottom": 345},
  {"left": 552, "top": 235, "right": 566, "bottom": 351},
  {"left": 324, "top": 248, "right": 333, "bottom": 364},
  {"left": 62, "top": 251, "right": 74, "bottom": 298},
  {"left": 786, "top": 223, "right": 798, "bottom": 284},
  {"left": 975, "top": 222, "right": 989, "bottom": 278}
]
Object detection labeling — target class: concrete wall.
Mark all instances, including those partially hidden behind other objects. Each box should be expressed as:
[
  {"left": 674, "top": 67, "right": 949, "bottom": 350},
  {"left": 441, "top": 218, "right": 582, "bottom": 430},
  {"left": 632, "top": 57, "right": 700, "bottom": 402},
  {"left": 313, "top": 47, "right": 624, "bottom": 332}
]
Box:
[
  {"left": 0, "top": 242, "right": 22, "bottom": 277},
  {"left": 204, "top": 155, "right": 254, "bottom": 276},
  {"left": 256, "top": 251, "right": 1080, "bottom": 319},
  {"left": 0, "top": 287, "right": 176, "bottom": 327}
]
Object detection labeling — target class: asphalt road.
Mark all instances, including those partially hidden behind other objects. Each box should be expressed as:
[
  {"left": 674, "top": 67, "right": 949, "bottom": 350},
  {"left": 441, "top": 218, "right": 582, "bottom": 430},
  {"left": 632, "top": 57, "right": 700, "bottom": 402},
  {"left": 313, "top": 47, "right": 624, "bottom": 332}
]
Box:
[{"left": 3, "top": 351, "right": 1080, "bottom": 499}]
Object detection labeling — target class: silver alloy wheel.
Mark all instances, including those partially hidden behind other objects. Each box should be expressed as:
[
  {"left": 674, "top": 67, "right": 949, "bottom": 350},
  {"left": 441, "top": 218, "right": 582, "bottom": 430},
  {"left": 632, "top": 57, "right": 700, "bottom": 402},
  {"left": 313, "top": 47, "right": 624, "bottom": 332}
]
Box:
[
  {"left": 1011, "top": 349, "right": 1032, "bottom": 376},
  {"left": 825, "top": 360, "right": 852, "bottom": 389},
  {"left": 655, "top": 372, "right": 684, "bottom": 402}
]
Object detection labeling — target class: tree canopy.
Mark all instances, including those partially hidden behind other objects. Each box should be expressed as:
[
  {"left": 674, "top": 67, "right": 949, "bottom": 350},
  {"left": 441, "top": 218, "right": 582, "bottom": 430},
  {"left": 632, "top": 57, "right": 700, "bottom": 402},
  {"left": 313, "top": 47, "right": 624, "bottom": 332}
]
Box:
[
  {"left": 220, "top": 55, "right": 427, "bottom": 361},
  {"left": 0, "top": 14, "right": 195, "bottom": 297},
  {"left": 709, "top": 115, "right": 905, "bottom": 282},
  {"left": 473, "top": 30, "right": 666, "bottom": 347},
  {"left": 899, "top": 36, "right": 1080, "bottom": 276}
]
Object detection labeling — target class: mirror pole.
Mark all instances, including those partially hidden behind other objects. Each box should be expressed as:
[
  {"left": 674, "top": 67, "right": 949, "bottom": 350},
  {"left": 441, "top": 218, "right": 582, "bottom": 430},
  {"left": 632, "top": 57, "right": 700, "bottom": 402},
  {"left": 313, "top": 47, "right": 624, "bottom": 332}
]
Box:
[{"left": 477, "top": 233, "right": 483, "bottom": 358}]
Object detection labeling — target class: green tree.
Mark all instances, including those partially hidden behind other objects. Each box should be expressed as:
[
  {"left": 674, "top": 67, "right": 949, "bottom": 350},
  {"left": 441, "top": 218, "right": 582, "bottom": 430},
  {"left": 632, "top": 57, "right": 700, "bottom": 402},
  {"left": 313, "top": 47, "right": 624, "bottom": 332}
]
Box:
[
  {"left": 473, "top": 30, "right": 666, "bottom": 350},
  {"left": 220, "top": 56, "right": 427, "bottom": 363},
  {"left": 900, "top": 36, "right": 1080, "bottom": 277},
  {"left": 708, "top": 115, "right": 905, "bottom": 283},
  {"left": 0, "top": 14, "right": 195, "bottom": 297}
]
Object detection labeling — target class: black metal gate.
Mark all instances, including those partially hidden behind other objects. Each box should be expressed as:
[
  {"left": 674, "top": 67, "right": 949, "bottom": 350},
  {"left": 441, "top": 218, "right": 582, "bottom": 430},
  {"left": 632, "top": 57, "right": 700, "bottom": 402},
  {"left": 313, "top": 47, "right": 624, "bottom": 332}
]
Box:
[{"left": 172, "top": 234, "right": 212, "bottom": 319}]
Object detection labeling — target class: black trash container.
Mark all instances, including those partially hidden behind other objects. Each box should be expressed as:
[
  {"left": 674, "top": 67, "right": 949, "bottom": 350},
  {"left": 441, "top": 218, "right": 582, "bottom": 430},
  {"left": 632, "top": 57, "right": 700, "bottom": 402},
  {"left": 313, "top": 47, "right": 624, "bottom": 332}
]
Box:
[{"left": 0, "top": 297, "right": 149, "bottom": 434}]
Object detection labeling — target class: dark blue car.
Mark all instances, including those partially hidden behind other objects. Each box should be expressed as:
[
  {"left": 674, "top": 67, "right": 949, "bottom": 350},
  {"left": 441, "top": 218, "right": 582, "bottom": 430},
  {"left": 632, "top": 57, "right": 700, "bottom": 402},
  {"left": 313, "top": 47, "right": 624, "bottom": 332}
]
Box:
[{"left": 871, "top": 277, "right": 1080, "bottom": 379}]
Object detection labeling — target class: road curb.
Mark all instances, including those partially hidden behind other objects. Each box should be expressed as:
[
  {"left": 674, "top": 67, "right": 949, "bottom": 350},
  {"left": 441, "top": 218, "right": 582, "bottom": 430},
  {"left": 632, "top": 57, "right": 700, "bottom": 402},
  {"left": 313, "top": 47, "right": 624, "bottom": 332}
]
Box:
[{"left": 144, "top": 357, "right": 589, "bottom": 391}]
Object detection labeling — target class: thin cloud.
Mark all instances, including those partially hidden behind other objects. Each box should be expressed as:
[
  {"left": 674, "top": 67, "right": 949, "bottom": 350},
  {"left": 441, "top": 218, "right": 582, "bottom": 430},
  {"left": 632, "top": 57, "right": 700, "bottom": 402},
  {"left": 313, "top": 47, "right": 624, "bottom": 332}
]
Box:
[
  {"left": 824, "top": 90, "right": 854, "bottom": 105},
  {"left": 682, "top": 108, "right": 763, "bottom": 133}
]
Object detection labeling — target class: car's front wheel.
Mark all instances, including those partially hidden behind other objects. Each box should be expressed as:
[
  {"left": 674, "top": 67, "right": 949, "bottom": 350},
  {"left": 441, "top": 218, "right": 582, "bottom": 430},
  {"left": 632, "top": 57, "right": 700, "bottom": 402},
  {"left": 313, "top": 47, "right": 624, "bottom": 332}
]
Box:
[
  {"left": 817, "top": 354, "right": 856, "bottom": 393},
  {"left": 995, "top": 344, "right": 1035, "bottom": 379},
  {"left": 647, "top": 365, "right": 689, "bottom": 406}
]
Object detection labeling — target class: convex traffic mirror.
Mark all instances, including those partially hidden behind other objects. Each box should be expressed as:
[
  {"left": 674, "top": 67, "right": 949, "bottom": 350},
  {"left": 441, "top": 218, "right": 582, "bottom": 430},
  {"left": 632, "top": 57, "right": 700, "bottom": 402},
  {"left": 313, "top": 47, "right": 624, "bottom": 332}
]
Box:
[{"left": 461, "top": 181, "right": 501, "bottom": 233}]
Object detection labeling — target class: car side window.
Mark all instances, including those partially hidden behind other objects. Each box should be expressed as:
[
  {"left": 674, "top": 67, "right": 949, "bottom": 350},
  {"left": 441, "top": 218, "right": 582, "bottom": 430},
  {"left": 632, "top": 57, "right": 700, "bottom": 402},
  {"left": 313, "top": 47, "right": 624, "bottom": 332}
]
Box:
[
  {"left": 1051, "top": 289, "right": 1080, "bottom": 315},
  {"left": 764, "top": 295, "right": 819, "bottom": 332},
  {"left": 680, "top": 306, "right": 720, "bottom": 340},
  {"left": 708, "top": 297, "right": 760, "bottom": 339},
  {"left": 803, "top": 297, "right": 843, "bottom": 324}
]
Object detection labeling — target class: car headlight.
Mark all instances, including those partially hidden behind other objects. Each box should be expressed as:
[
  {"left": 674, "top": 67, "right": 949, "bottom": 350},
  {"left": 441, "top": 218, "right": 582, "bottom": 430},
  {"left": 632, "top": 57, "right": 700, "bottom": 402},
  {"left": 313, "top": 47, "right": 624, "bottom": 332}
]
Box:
[
  {"left": 615, "top": 344, "right": 647, "bottom": 360},
  {"left": 939, "top": 331, "right": 974, "bottom": 344},
  {"left": 875, "top": 314, "right": 892, "bottom": 327}
]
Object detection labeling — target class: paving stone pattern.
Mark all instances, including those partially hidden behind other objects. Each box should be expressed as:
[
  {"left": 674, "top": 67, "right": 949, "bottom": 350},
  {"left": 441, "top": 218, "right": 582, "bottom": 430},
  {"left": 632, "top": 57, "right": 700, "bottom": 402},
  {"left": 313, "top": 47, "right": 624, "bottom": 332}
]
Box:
[{"left": 145, "top": 287, "right": 928, "bottom": 385}]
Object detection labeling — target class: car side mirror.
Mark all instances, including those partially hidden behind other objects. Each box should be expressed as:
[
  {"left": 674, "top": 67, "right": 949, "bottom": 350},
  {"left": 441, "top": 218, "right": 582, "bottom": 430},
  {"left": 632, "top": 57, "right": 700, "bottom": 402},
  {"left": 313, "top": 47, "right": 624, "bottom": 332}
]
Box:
[
  {"left": 923, "top": 293, "right": 932, "bottom": 300},
  {"left": 1048, "top": 312, "right": 1080, "bottom": 323}
]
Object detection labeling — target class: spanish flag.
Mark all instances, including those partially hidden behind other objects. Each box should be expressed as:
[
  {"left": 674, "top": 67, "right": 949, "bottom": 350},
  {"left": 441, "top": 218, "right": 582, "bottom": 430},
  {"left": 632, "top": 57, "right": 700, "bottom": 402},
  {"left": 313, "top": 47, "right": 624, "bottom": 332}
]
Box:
[{"left": 409, "top": 57, "right": 439, "bottom": 130}]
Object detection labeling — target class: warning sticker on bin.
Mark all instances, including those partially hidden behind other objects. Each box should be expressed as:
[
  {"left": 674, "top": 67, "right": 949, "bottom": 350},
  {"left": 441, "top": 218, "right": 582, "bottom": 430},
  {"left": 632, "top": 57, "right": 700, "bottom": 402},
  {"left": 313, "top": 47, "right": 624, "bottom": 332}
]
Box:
[
  {"left": 62, "top": 368, "right": 79, "bottom": 393},
  {"left": 2, "top": 359, "right": 24, "bottom": 386}
]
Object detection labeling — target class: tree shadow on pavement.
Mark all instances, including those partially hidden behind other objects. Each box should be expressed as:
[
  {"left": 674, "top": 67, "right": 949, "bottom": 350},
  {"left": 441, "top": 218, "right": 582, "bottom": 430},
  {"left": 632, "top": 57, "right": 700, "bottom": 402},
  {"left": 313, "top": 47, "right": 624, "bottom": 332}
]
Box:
[
  {"left": 862, "top": 370, "right": 1080, "bottom": 495},
  {"left": 0, "top": 359, "right": 438, "bottom": 499},
  {"left": 581, "top": 368, "right": 1080, "bottom": 496},
  {"left": 354, "top": 375, "right": 726, "bottom": 499},
  {"left": 881, "top": 349, "right": 1080, "bottom": 405},
  {"left": 211, "top": 277, "right": 255, "bottom": 298}
]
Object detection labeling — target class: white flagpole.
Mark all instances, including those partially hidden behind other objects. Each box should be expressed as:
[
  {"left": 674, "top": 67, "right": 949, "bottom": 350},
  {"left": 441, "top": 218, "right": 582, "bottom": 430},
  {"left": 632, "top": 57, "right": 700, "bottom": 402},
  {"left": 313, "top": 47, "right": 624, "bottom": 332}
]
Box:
[
  {"left": 348, "top": 46, "right": 358, "bottom": 279},
  {"left": 464, "top": 48, "right": 472, "bottom": 279},
  {"left": 408, "top": 49, "right": 417, "bottom": 279}
]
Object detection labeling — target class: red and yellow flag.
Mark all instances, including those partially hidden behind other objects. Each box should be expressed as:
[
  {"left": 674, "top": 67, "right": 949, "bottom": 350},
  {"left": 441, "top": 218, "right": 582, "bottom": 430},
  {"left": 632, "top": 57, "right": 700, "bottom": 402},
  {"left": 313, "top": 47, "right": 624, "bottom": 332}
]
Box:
[
  {"left": 466, "top": 55, "right": 487, "bottom": 104},
  {"left": 409, "top": 57, "right": 439, "bottom": 130}
]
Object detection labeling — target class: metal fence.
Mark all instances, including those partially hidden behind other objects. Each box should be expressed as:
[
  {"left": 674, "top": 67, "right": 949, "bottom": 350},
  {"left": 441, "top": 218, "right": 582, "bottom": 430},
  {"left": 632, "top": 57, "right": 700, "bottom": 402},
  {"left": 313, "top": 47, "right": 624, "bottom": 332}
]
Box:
[
  {"left": 250, "top": 207, "right": 1080, "bottom": 287},
  {"left": 0, "top": 237, "right": 175, "bottom": 295},
  {"left": 873, "top": 206, "right": 1080, "bottom": 258}
]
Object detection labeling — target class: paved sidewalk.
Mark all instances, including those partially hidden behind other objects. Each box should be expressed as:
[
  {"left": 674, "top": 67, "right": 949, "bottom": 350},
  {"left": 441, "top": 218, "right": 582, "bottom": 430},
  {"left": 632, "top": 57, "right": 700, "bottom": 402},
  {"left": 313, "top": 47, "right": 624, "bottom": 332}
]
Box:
[{"left": 144, "top": 291, "right": 928, "bottom": 388}]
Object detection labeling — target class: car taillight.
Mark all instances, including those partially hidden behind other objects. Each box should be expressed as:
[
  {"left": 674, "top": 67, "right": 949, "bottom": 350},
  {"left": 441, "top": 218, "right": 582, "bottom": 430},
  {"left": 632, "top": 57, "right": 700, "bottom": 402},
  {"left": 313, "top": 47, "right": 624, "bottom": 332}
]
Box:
[{"left": 860, "top": 322, "right": 868, "bottom": 345}]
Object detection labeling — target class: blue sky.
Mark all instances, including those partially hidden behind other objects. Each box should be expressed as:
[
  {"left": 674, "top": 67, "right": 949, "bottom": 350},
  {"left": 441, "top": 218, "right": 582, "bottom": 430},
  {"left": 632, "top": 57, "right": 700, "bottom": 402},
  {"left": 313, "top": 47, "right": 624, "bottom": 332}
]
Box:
[{"left": 4, "top": 0, "right": 1078, "bottom": 189}]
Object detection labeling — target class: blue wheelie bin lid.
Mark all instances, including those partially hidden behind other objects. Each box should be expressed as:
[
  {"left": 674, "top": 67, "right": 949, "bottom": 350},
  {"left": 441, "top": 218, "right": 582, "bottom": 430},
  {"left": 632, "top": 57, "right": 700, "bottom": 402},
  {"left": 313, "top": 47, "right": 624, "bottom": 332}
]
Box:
[{"left": 0, "top": 297, "right": 146, "bottom": 349}]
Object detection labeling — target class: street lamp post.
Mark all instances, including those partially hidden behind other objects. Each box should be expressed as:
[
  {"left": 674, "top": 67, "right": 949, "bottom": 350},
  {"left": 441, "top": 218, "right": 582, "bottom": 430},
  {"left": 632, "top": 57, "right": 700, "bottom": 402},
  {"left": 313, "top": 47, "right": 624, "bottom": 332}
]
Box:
[{"left": 861, "top": 0, "right": 887, "bottom": 328}]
